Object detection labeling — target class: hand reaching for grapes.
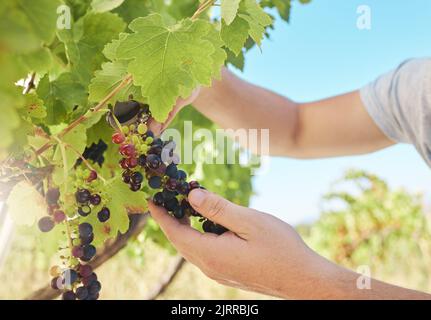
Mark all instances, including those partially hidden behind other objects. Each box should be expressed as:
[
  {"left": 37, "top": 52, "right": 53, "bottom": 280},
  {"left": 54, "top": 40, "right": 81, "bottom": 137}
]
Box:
[
  {"left": 149, "top": 188, "right": 328, "bottom": 299},
  {"left": 147, "top": 88, "right": 201, "bottom": 136}
]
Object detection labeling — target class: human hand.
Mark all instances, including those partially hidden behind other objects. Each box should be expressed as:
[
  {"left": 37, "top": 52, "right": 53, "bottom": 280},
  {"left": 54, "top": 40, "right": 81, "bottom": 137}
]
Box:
[
  {"left": 148, "top": 188, "right": 324, "bottom": 299},
  {"left": 147, "top": 88, "right": 201, "bottom": 136}
]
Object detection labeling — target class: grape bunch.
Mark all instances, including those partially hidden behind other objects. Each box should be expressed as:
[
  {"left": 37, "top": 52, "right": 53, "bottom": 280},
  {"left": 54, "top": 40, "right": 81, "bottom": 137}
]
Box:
[
  {"left": 37, "top": 168, "right": 107, "bottom": 300},
  {"left": 110, "top": 99, "right": 228, "bottom": 235}
]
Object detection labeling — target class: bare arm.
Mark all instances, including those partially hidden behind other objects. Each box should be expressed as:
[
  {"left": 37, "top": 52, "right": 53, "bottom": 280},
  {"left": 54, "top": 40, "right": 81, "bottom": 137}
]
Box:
[
  {"left": 193, "top": 69, "right": 394, "bottom": 158},
  {"left": 149, "top": 189, "right": 431, "bottom": 300}
]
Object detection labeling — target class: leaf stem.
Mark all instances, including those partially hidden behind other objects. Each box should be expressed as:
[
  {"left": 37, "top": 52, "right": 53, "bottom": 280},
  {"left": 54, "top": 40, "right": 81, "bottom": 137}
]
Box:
[
  {"left": 32, "top": 74, "right": 133, "bottom": 160},
  {"left": 191, "top": 0, "right": 216, "bottom": 20}
]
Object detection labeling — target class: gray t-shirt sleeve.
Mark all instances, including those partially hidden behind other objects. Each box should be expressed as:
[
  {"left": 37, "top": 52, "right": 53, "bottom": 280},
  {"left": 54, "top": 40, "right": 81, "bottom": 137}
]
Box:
[{"left": 360, "top": 58, "right": 431, "bottom": 166}]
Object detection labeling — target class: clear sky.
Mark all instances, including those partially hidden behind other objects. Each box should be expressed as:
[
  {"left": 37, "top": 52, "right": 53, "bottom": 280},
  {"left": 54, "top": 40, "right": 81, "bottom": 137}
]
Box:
[{"left": 234, "top": 0, "right": 431, "bottom": 225}]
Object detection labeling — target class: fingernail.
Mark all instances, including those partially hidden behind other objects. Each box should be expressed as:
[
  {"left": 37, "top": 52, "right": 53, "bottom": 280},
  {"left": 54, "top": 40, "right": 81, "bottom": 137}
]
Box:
[{"left": 189, "top": 189, "right": 207, "bottom": 207}]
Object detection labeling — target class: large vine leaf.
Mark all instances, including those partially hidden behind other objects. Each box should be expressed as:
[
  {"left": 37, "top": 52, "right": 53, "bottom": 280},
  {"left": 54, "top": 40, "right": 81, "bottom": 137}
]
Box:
[
  {"left": 58, "top": 12, "right": 126, "bottom": 86},
  {"left": 221, "top": 0, "right": 272, "bottom": 56},
  {"left": 221, "top": 0, "right": 241, "bottom": 25},
  {"left": 37, "top": 73, "right": 88, "bottom": 125},
  {"left": 116, "top": 14, "right": 225, "bottom": 122}
]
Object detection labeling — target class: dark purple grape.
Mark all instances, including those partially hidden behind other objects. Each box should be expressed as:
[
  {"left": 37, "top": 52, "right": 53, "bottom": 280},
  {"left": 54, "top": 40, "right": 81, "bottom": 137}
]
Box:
[
  {"left": 62, "top": 291, "right": 76, "bottom": 300},
  {"left": 148, "top": 146, "right": 162, "bottom": 155},
  {"left": 79, "top": 223, "right": 93, "bottom": 238},
  {"left": 75, "top": 189, "right": 91, "bottom": 204},
  {"left": 162, "top": 189, "right": 176, "bottom": 200},
  {"left": 79, "top": 265, "right": 93, "bottom": 278},
  {"left": 164, "top": 198, "right": 179, "bottom": 212},
  {"left": 87, "top": 170, "right": 98, "bottom": 182},
  {"left": 189, "top": 181, "right": 200, "bottom": 190},
  {"left": 88, "top": 280, "right": 102, "bottom": 295},
  {"left": 144, "top": 130, "right": 154, "bottom": 139},
  {"left": 166, "top": 163, "right": 178, "bottom": 178},
  {"left": 90, "top": 194, "right": 102, "bottom": 206},
  {"left": 165, "top": 178, "right": 178, "bottom": 191},
  {"left": 80, "top": 233, "right": 94, "bottom": 245},
  {"left": 148, "top": 176, "right": 162, "bottom": 189},
  {"left": 152, "top": 138, "right": 163, "bottom": 147},
  {"left": 177, "top": 181, "right": 190, "bottom": 195},
  {"left": 173, "top": 206, "right": 185, "bottom": 219},
  {"left": 72, "top": 246, "right": 84, "bottom": 258},
  {"left": 131, "top": 172, "right": 144, "bottom": 185},
  {"left": 203, "top": 220, "right": 228, "bottom": 235},
  {"left": 130, "top": 183, "right": 141, "bottom": 192},
  {"left": 78, "top": 205, "right": 92, "bottom": 217},
  {"left": 138, "top": 155, "right": 147, "bottom": 166},
  {"left": 97, "top": 207, "right": 110, "bottom": 223},
  {"left": 82, "top": 273, "right": 97, "bottom": 286},
  {"left": 177, "top": 170, "right": 187, "bottom": 181},
  {"left": 87, "top": 293, "right": 100, "bottom": 300},
  {"left": 146, "top": 154, "right": 162, "bottom": 169},
  {"left": 51, "top": 277, "right": 61, "bottom": 290},
  {"left": 46, "top": 188, "right": 60, "bottom": 205},
  {"left": 81, "top": 245, "right": 96, "bottom": 262},
  {"left": 76, "top": 286, "right": 89, "bottom": 300},
  {"left": 38, "top": 217, "right": 55, "bottom": 233},
  {"left": 153, "top": 192, "right": 164, "bottom": 206}
]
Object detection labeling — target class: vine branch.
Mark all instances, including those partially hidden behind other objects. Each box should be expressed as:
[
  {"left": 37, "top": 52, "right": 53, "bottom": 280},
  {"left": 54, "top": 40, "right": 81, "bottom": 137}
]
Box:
[
  {"left": 191, "top": 0, "right": 216, "bottom": 20},
  {"left": 31, "top": 74, "right": 133, "bottom": 160}
]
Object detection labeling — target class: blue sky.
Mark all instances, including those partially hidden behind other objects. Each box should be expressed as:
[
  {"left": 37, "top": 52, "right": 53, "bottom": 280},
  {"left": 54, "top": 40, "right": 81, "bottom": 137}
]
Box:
[{"left": 233, "top": 0, "right": 431, "bottom": 225}]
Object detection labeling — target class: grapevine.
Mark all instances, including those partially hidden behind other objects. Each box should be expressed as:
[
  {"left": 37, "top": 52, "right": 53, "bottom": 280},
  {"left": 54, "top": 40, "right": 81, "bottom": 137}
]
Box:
[{"left": 0, "top": 0, "right": 309, "bottom": 300}]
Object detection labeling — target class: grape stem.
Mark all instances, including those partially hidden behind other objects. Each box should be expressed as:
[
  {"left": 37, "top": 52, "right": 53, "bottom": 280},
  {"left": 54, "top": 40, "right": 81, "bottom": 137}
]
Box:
[
  {"left": 63, "top": 142, "right": 107, "bottom": 183},
  {"left": 52, "top": 136, "right": 75, "bottom": 266},
  {"left": 31, "top": 74, "right": 134, "bottom": 160},
  {"left": 191, "top": 0, "right": 216, "bottom": 20}
]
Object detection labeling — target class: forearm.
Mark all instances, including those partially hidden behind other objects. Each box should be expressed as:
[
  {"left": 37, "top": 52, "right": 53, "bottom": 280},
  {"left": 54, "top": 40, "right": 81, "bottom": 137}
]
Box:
[
  {"left": 194, "top": 69, "right": 393, "bottom": 158},
  {"left": 289, "top": 253, "right": 431, "bottom": 300},
  {"left": 194, "top": 68, "right": 300, "bottom": 156}
]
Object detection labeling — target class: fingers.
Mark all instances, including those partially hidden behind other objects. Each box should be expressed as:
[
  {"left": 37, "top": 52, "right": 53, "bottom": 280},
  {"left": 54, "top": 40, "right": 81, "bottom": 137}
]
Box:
[
  {"left": 188, "top": 189, "right": 254, "bottom": 237},
  {"left": 148, "top": 201, "right": 215, "bottom": 253}
]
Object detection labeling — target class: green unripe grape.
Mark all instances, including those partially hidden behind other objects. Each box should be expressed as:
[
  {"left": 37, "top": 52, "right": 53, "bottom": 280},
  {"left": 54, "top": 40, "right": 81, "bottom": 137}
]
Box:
[
  {"left": 129, "top": 124, "right": 136, "bottom": 132},
  {"left": 145, "top": 137, "right": 154, "bottom": 145},
  {"left": 132, "top": 135, "right": 140, "bottom": 145},
  {"left": 138, "top": 123, "right": 147, "bottom": 135},
  {"left": 122, "top": 126, "right": 130, "bottom": 135}
]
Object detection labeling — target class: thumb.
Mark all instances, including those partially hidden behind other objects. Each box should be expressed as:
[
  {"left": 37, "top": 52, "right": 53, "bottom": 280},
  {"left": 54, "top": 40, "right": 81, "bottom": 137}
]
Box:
[{"left": 188, "top": 189, "right": 252, "bottom": 236}]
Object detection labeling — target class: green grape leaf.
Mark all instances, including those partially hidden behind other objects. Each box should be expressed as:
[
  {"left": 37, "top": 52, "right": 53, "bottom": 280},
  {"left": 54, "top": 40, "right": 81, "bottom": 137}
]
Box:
[
  {"left": 58, "top": 12, "right": 126, "bottom": 86},
  {"left": 103, "top": 33, "right": 128, "bottom": 61},
  {"left": 53, "top": 124, "right": 87, "bottom": 183},
  {"left": 18, "top": 47, "right": 53, "bottom": 75},
  {"left": 89, "top": 177, "right": 148, "bottom": 247},
  {"left": 221, "top": 0, "right": 272, "bottom": 56},
  {"left": 16, "top": 0, "right": 62, "bottom": 44},
  {"left": 261, "top": 0, "right": 292, "bottom": 22},
  {"left": 22, "top": 93, "right": 47, "bottom": 119},
  {"left": 116, "top": 14, "right": 225, "bottom": 122},
  {"left": 88, "top": 60, "right": 142, "bottom": 104},
  {"left": 37, "top": 73, "right": 88, "bottom": 125},
  {"left": 91, "top": 0, "right": 125, "bottom": 12},
  {"left": 226, "top": 48, "right": 245, "bottom": 71},
  {"left": 221, "top": 0, "right": 241, "bottom": 25}
]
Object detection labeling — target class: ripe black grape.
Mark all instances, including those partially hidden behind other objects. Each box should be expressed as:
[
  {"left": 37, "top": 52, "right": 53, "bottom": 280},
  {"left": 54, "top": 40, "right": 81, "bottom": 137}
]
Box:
[
  {"left": 153, "top": 192, "right": 164, "bottom": 206},
  {"left": 82, "top": 273, "right": 98, "bottom": 286},
  {"left": 130, "top": 183, "right": 141, "bottom": 192},
  {"left": 46, "top": 188, "right": 60, "bottom": 205},
  {"left": 148, "top": 176, "right": 162, "bottom": 189},
  {"left": 81, "top": 245, "right": 96, "bottom": 262},
  {"left": 80, "top": 233, "right": 94, "bottom": 245},
  {"left": 75, "top": 189, "right": 91, "bottom": 204},
  {"left": 173, "top": 206, "right": 185, "bottom": 219},
  {"left": 38, "top": 217, "right": 55, "bottom": 233},
  {"left": 166, "top": 163, "right": 178, "bottom": 178},
  {"left": 130, "top": 172, "right": 144, "bottom": 185},
  {"left": 88, "top": 280, "right": 102, "bottom": 295},
  {"left": 90, "top": 194, "right": 102, "bottom": 206},
  {"left": 177, "top": 170, "right": 187, "bottom": 181},
  {"left": 164, "top": 198, "right": 179, "bottom": 212},
  {"left": 146, "top": 154, "right": 162, "bottom": 169},
  {"left": 78, "top": 223, "right": 93, "bottom": 238},
  {"left": 97, "top": 207, "right": 110, "bottom": 223},
  {"left": 62, "top": 291, "right": 77, "bottom": 300},
  {"left": 76, "top": 286, "right": 89, "bottom": 300}
]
